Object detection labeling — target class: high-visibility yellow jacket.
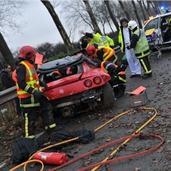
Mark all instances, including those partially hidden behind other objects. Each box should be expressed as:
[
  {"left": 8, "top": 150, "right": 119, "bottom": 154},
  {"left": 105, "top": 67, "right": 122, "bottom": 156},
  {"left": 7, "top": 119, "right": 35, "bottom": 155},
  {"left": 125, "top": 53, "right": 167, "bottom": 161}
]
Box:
[
  {"left": 88, "top": 33, "right": 115, "bottom": 47},
  {"left": 95, "top": 45, "right": 115, "bottom": 62},
  {"left": 134, "top": 29, "right": 150, "bottom": 58}
]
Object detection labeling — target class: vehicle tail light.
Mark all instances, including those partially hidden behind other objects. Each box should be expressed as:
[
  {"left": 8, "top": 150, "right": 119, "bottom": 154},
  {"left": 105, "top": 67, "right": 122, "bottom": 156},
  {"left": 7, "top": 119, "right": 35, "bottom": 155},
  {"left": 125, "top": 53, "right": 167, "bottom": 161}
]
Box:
[
  {"left": 84, "top": 79, "right": 92, "bottom": 87},
  {"left": 93, "top": 76, "right": 102, "bottom": 85},
  {"left": 102, "top": 75, "right": 109, "bottom": 82}
]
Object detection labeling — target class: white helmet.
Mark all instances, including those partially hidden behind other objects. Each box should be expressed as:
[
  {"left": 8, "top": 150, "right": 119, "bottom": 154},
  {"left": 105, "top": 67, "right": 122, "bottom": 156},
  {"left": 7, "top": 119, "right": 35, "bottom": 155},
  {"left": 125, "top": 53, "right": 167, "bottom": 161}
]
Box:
[{"left": 128, "top": 20, "right": 137, "bottom": 30}]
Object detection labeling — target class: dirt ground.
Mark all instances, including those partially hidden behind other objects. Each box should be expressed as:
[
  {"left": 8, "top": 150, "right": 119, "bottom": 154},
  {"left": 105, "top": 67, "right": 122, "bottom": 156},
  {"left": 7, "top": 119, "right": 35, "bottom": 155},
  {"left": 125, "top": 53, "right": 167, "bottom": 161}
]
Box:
[{"left": 1, "top": 50, "right": 171, "bottom": 171}]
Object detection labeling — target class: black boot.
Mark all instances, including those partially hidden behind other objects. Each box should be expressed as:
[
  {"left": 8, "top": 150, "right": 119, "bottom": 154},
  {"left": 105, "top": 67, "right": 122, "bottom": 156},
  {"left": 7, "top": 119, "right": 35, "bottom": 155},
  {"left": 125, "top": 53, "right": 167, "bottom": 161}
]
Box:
[
  {"left": 113, "top": 85, "right": 125, "bottom": 100},
  {"left": 119, "top": 84, "right": 126, "bottom": 92},
  {"left": 142, "top": 73, "right": 152, "bottom": 79}
]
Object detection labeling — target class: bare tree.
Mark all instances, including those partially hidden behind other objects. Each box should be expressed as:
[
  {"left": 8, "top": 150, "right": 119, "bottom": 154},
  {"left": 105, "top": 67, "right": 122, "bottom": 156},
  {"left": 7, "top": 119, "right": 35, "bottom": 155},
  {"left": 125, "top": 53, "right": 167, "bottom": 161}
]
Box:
[
  {"left": 82, "top": 0, "right": 101, "bottom": 33},
  {"left": 0, "top": 32, "right": 15, "bottom": 69},
  {"left": 149, "top": 1, "right": 160, "bottom": 15},
  {"left": 131, "top": 0, "right": 142, "bottom": 28},
  {"left": 118, "top": 0, "right": 130, "bottom": 20},
  {"left": 41, "top": 0, "right": 73, "bottom": 50},
  {"left": 104, "top": 0, "right": 119, "bottom": 32},
  {"left": 91, "top": 1, "right": 115, "bottom": 34},
  {"left": 137, "top": 0, "right": 147, "bottom": 20},
  {"left": 0, "top": 0, "right": 27, "bottom": 69},
  {"left": 0, "top": 1, "right": 26, "bottom": 36},
  {"left": 142, "top": 0, "right": 152, "bottom": 16}
]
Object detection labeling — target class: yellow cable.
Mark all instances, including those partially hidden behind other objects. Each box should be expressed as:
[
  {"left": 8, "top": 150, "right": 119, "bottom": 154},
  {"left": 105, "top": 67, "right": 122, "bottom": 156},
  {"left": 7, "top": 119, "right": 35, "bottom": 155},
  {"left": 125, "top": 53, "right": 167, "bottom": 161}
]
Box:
[
  {"left": 9, "top": 107, "right": 157, "bottom": 171},
  {"left": 91, "top": 107, "right": 157, "bottom": 171},
  {"left": 9, "top": 159, "right": 44, "bottom": 171}
]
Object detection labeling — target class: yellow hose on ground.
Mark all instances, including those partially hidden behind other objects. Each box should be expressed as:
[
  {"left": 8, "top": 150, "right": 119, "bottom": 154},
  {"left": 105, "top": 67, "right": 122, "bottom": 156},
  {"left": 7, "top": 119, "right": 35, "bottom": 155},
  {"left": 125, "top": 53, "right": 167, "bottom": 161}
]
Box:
[
  {"left": 91, "top": 107, "right": 157, "bottom": 171},
  {"left": 9, "top": 107, "right": 157, "bottom": 171},
  {"left": 9, "top": 159, "right": 44, "bottom": 171}
]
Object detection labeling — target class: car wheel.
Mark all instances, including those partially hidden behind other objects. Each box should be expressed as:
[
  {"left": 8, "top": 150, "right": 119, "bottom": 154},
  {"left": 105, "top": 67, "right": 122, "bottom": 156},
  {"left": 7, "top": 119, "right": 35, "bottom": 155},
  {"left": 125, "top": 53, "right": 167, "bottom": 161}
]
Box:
[{"left": 98, "top": 82, "right": 115, "bottom": 110}]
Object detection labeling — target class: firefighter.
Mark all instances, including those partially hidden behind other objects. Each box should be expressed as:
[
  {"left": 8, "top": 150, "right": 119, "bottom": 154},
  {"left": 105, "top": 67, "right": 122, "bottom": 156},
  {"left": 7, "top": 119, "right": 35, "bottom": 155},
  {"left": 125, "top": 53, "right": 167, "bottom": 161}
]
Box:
[
  {"left": 118, "top": 18, "right": 141, "bottom": 78},
  {"left": 127, "top": 21, "right": 152, "bottom": 79},
  {"left": 93, "top": 58, "right": 126, "bottom": 99},
  {"left": 12, "top": 45, "right": 57, "bottom": 138},
  {"left": 80, "top": 31, "right": 115, "bottom": 49},
  {"left": 86, "top": 44, "right": 117, "bottom": 64}
]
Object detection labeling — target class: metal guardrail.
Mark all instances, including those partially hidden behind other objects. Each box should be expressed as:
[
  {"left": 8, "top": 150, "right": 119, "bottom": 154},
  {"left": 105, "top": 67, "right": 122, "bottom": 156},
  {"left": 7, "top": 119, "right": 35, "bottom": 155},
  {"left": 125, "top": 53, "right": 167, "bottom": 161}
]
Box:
[
  {"left": 0, "top": 46, "right": 121, "bottom": 106},
  {"left": 0, "top": 86, "right": 17, "bottom": 105}
]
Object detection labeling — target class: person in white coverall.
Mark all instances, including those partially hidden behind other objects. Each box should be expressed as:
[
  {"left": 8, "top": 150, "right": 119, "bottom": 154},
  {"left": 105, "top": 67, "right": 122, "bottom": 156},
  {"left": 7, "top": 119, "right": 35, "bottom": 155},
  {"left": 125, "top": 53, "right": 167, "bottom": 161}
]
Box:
[{"left": 118, "top": 18, "right": 141, "bottom": 78}]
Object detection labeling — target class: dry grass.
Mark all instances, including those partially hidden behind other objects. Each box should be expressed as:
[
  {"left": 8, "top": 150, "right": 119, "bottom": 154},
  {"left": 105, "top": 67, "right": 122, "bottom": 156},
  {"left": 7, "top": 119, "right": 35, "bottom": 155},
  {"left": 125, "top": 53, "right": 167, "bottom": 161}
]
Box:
[{"left": 0, "top": 100, "right": 23, "bottom": 137}]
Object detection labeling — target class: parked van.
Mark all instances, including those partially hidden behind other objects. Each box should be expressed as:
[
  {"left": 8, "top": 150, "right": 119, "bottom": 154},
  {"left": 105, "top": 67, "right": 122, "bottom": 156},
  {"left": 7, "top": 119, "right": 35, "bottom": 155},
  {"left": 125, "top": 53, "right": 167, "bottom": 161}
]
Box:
[{"left": 144, "top": 12, "right": 171, "bottom": 51}]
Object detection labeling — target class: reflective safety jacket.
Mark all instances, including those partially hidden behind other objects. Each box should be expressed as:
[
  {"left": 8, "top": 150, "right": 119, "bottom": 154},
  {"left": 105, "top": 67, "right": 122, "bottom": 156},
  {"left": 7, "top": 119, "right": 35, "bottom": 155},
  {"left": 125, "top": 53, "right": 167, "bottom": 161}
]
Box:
[
  {"left": 133, "top": 29, "right": 150, "bottom": 58},
  {"left": 14, "top": 60, "right": 41, "bottom": 108},
  {"left": 118, "top": 26, "right": 132, "bottom": 52},
  {"left": 16, "top": 61, "right": 40, "bottom": 99},
  {"left": 12, "top": 69, "right": 17, "bottom": 83},
  {"left": 96, "top": 45, "right": 115, "bottom": 62},
  {"left": 88, "top": 33, "right": 115, "bottom": 47},
  {"left": 100, "top": 61, "right": 126, "bottom": 83}
]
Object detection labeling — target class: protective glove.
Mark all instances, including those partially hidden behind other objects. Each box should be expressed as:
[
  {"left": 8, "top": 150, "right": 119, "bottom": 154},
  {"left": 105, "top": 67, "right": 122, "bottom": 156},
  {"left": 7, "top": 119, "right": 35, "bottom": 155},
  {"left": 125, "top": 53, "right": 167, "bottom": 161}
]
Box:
[
  {"left": 126, "top": 45, "right": 131, "bottom": 49},
  {"left": 33, "top": 90, "right": 44, "bottom": 100},
  {"left": 39, "top": 81, "right": 48, "bottom": 90}
]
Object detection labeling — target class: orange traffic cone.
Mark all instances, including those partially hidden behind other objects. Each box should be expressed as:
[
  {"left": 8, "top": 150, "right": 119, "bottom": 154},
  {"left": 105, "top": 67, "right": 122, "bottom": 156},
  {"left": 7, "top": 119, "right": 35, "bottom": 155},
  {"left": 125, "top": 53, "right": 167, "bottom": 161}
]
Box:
[{"left": 33, "top": 152, "right": 68, "bottom": 165}]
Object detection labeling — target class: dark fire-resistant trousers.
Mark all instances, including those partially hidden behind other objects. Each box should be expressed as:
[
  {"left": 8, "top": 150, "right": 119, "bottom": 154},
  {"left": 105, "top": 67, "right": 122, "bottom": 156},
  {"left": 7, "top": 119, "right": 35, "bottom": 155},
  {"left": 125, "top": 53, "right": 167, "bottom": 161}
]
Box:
[{"left": 23, "top": 97, "right": 56, "bottom": 138}]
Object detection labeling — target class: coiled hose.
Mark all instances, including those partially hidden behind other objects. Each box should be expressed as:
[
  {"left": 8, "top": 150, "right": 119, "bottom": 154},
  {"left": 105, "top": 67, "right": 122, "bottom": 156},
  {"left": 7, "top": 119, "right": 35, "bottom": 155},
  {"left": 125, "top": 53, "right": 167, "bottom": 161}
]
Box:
[{"left": 9, "top": 107, "right": 161, "bottom": 171}]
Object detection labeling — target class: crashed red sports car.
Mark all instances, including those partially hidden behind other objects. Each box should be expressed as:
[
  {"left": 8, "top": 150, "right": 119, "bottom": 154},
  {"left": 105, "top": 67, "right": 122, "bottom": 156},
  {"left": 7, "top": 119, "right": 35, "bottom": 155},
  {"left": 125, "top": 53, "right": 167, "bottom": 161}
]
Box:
[{"left": 37, "top": 52, "right": 115, "bottom": 117}]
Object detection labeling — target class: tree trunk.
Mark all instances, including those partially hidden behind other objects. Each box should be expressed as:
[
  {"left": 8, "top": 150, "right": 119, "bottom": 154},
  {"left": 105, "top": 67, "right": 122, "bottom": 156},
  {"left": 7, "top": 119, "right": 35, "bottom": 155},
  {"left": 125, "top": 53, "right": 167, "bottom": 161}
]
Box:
[
  {"left": 0, "top": 32, "right": 15, "bottom": 69},
  {"left": 149, "top": 1, "right": 159, "bottom": 15},
  {"left": 137, "top": 0, "right": 147, "bottom": 20},
  {"left": 82, "top": 0, "right": 101, "bottom": 34},
  {"left": 104, "top": 0, "right": 119, "bottom": 32},
  {"left": 142, "top": 0, "right": 152, "bottom": 16},
  {"left": 41, "top": 0, "right": 73, "bottom": 50},
  {"left": 131, "top": 0, "right": 142, "bottom": 28},
  {"left": 118, "top": 0, "right": 130, "bottom": 20}
]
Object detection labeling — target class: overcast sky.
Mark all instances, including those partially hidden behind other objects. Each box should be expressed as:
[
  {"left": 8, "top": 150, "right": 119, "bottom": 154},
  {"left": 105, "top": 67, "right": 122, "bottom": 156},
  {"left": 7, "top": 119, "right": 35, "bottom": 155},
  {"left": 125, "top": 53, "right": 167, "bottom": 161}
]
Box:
[
  {"left": 4, "top": 0, "right": 112, "bottom": 52},
  {"left": 5, "top": 1, "right": 69, "bottom": 51}
]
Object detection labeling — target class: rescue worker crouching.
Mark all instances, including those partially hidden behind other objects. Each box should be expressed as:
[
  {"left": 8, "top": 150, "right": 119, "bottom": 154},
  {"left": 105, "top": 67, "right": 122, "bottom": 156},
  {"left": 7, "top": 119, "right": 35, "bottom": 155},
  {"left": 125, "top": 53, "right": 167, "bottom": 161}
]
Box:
[
  {"left": 92, "top": 58, "right": 126, "bottom": 99},
  {"left": 12, "top": 45, "right": 57, "bottom": 139},
  {"left": 86, "top": 43, "right": 117, "bottom": 64},
  {"left": 127, "top": 20, "right": 152, "bottom": 79}
]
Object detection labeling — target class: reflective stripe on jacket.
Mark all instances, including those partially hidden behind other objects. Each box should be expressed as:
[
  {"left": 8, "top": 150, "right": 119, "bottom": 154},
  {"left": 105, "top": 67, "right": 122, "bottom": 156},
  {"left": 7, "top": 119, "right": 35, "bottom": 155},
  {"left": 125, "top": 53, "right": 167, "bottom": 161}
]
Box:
[
  {"left": 98, "top": 45, "right": 115, "bottom": 61},
  {"left": 101, "top": 61, "right": 126, "bottom": 83},
  {"left": 88, "top": 33, "right": 114, "bottom": 47},
  {"left": 134, "top": 29, "right": 150, "bottom": 58},
  {"left": 118, "top": 27, "right": 125, "bottom": 52},
  {"left": 12, "top": 69, "right": 17, "bottom": 83},
  {"left": 118, "top": 26, "right": 133, "bottom": 52},
  {"left": 16, "top": 61, "right": 40, "bottom": 99}
]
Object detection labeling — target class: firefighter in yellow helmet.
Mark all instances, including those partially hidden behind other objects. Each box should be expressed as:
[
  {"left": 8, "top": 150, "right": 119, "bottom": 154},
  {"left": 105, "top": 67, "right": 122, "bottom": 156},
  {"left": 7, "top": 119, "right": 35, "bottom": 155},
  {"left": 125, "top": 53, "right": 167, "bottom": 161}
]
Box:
[{"left": 13, "top": 45, "right": 57, "bottom": 138}]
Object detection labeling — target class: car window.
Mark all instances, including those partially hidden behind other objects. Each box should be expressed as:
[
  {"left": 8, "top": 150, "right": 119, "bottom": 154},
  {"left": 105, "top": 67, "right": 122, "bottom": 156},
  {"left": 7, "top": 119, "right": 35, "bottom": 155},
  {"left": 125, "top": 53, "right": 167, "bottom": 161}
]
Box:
[
  {"left": 162, "top": 15, "right": 171, "bottom": 26},
  {"left": 144, "top": 18, "right": 158, "bottom": 31}
]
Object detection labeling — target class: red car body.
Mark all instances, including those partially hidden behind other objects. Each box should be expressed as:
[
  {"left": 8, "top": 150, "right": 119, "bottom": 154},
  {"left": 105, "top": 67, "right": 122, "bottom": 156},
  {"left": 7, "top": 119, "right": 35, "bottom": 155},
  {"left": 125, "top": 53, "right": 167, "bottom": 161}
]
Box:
[{"left": 37, "top": 53, "right": 115, "bottom": 117}]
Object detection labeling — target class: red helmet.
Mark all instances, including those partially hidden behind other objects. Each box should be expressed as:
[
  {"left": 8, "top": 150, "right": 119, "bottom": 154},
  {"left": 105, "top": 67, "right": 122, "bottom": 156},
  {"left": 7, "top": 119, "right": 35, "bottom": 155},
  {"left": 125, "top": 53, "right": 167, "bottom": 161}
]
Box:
[
  {"left": 86, "top": 44, "right": 97, "bottom": 56},
  {"left": 19, "top": 46, "right": 35, "bottom": 59}
]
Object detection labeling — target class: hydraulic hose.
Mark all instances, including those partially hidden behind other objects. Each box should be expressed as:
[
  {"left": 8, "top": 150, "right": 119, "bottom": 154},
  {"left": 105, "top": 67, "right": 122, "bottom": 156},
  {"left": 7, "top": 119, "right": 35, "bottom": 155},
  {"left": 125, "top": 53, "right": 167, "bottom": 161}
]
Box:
[
  {"left": 9, "top": 107, "right": 159, "bottom": 171},
  {"left": 78, "top": 134, "right": 164, "bottom": 171},
  {"left": 91, "top": 107, "right": 157, "bottom": 171},
  {"left": 9, "top": 159, "right": 44, "bottom": 171},
  {"left": 49, "top": 133, "right": 164, "bottom": 171}
]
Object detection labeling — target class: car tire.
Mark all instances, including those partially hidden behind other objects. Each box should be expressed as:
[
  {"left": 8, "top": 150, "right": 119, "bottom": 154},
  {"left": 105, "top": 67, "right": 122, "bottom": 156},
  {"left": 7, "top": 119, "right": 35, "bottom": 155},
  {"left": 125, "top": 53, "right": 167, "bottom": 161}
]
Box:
[{"left": 97, "top": 82, "right": 115, "bottom": 110}]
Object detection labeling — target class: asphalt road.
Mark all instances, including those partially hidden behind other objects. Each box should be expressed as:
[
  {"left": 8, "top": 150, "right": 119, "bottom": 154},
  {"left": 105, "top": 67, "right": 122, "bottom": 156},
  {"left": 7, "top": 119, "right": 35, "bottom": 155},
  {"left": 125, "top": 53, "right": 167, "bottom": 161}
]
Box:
[{"left": 5, "top": 50, "right": 171, "bottom": 171}]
